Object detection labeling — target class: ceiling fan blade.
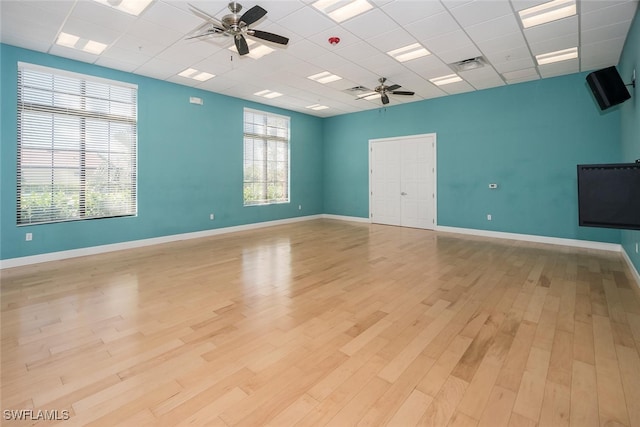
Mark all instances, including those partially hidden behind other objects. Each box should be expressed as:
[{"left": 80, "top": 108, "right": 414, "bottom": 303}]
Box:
[
  {"left": 186, "top": 24, "right": 225, "bottom": 39},
  {"left": 186, "top": 31, "right": 219, "bottom": 40},
  {"left": 240, "top": 5, "right": 267, "bottom": 26},
  {"left": 188, "top": 3, "right": 224, "bottom": 26},
  {"left": 381, "top": 93, "right": 390, "bottom": 105},
  {"left": 392, "top": 91, "right": 415, "bottom": 96},
  {"left": 386, "top": 84, "right": 401, "bottom": 91},
  {"left": 235, "top": 34, "right": 250, "bottom": 55},
  {"left": 248, "top": 29, "right": 289, "bottom": 45}
]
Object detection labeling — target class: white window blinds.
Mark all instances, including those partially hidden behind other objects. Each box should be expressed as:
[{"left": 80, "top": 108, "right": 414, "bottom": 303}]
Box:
[
  {"left": 243, "top": 109, "right": 290, "bottom": 206},
  {"left": 17, "top": 62, "right": 137, "bottom": 225}
]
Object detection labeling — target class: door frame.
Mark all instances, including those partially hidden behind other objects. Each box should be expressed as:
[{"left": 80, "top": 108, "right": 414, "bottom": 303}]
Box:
[{"left": 368, "top": 133, "right": 437, "bottom": 228}]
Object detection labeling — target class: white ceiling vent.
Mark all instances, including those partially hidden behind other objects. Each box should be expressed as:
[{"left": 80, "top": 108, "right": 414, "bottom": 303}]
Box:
[
  {"left": 345, "top": 86, "right": 371, "bottom": 93},
  {"left": 450, "top": 57, "right": 486, "bottom": 72}
]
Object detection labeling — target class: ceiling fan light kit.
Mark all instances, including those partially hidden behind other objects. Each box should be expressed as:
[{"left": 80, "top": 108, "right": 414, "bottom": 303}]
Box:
[{"left": 188, "top": 2, "right": 289, "bottom": 56}]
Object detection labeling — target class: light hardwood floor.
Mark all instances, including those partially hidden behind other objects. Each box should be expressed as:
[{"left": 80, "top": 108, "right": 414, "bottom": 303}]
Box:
[{"left": 2, "top": 219, "right": 640, "bottom": 426}]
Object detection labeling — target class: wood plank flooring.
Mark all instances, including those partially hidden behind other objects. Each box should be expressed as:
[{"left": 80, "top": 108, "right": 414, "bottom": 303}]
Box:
[{"left": 2, "top": 219, "right": 640, "bottom": 426}]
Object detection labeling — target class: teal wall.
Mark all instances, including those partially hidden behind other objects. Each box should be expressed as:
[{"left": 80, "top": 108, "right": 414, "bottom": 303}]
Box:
[
  {"left": 324, "top": 73, "right": 621, "bottom": 243},
  {"left": 619, "top": 10, "right": 640, "bottom": 274},
  {"left": 2, "top": 30, "right": 636, "bottom": 262},
  {"left": 0, "top": 44, "right": 324, "bottom": 260}
]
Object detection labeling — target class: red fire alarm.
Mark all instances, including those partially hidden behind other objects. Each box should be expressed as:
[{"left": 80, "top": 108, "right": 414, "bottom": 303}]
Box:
[{"left": 328, "top": 37, "right": 340, "bottom": 46}]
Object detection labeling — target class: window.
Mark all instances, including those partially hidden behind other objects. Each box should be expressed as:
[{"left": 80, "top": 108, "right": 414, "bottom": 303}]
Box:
[
  {"left": 243, "top": 109, "right": 290, "bottom": 206},
  {"left": 17, "top": 62, "right": 137, "bottom": 225}
]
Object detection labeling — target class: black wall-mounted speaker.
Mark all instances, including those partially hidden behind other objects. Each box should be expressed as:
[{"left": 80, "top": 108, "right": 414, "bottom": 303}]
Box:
[{"left": 586, "top": 66, "right": 631, "bottom": 110}]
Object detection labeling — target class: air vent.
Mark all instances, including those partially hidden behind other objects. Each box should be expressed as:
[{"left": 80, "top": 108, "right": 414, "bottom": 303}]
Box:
[
  {"left": 345, "top": 85, "right": 370, "bottom": 93},
  {"left": 449, "top": 57, "right": 486, "bottom": 72}
]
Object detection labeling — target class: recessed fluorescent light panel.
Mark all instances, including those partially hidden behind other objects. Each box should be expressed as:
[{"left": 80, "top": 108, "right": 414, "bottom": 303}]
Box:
[
  {"left": 93, "top": 0, "right": 154, "bottom": 16},
  {"left": 178, "top": 68, "right": 215, "bottom": 82},
  {"left": 518, "top": 0, "right": 576, "bottom": 28},
  {"left": 306, "top": 104, "right": 329, "bottom": 110},
  {"left": 387, "top": 43, "right": 430, "bottom": 63},
  {"left": 429, "top": 74, "right": 463, "bottom": 86},
  {"left": 307, "top": 71, "right": 342, "bottom": 84},
  {"left": 56, "top": 32, "right": 107, "bottom": 55},
  {"left": 535, "top": 47, "right": 578, "bottom": 65},
  {"left": 312, "top": 0, "right": 373, "bottom": 23},
  {"left": 254, "top": 90, "right": 283, "bottom": 99},
  {"left": 228, "top": 40, "right": 274, "bottom": 59}
]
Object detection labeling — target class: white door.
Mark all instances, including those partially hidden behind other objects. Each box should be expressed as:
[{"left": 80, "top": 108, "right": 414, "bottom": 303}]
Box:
[
  {"left": 370, "top": 134, "right": 436, "bottom": 229},
  {"left": 371, "top": 140, "right": 401, "bottom": 226}
]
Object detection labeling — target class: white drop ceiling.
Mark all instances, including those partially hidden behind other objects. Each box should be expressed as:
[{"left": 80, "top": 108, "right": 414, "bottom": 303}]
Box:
[{"left": 1, "top": 0, "right": 638, "bottom": 117}]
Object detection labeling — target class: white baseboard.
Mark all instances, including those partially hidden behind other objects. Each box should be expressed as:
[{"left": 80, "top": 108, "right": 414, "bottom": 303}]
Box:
[
  {"left": 0, "top": 214, "right": 322, "bottom": 269},
  {"left": 435, "top": 225, "right": 622, "bottom": 252},
  {"left": 3, "top": 214, "right": 637, "bottom": 289},
  {"left": 621, "top": 249, "right": 640, "bottom": 290},
  {"left": 321, "top": 214, "right": 370, "bottom": 223}
]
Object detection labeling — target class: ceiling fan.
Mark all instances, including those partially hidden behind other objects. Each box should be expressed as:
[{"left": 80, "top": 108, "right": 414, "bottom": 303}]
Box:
[
  {"left": 359, "top": 77, "right": 415, "bottom": 105},
  {"left": 187, "top": 2, "right": 289, "bottom": 56}
]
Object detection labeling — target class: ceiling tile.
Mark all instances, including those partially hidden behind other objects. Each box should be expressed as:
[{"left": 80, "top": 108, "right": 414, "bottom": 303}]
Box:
[
  {"left": 581, "top": 1, "right": 639, "bottom": 31},
  {"left": 342, "top": 9, "right": 399, "bottom": 40},
  {"left": 257, "top": 1, "right": 306, "bottom": 21},
  {"left": 447, "top": 0, "right": 513, "bottom": 27},
  {"left": 509, "top": 0, "right": 549, "bottom": 13},
  {"left": 0, "top": 33, "right": 52, "bottom": 53},
  {"left": 0, "top": 0, "right": 636, "bottom": 117},
  {"left": 581, "top": 36, "right": 626, "bottom": 69},
  {"left": 581, "top": 20, "right": 633, "bottom": 45},
  {"left": 334, "top": 40, "right": 381, "bottom": 62},
  {"left": 490, "top": 55, "right": 536, "bottom": 73},
  {"left": 405, "top": 11, "right": 461, "bottom": 42},
  {"left": 134, "top": 57, "right": 187, "bottom": 80},
  {"left": 155, "top": 39, "right": 212, "bottom": 64},
  {"left": 465, "top": 14, "right": 522, "bottom": 42},
  {"left": 277, "top": 6, "right": 335, "bottom": 37},
  {"left": 142, "top": 1, "right": 204, "bottom": 34},
  {"left": 502, "top": 67, "right": 539, "bottom": 81},
  {"left": 523, "top": 15, "right": 578, "bottom": 44},
  {"left": 380, "top": 0, "right": 446, "bottom": 25},
  {"left": 529, "top": 33, "right": 579, "bottom": 56},
  {"left": 403, "top": 54, "right": 454, "bottom": 77},
  {"left": 49, "top": 44, "right": 100, "bottom": 64},
  {"left": 438, "top": 79, "right": 476, "bottom": 95},
  {"left": 438, "top": 45, "right": 483, "bottom": 65},
  {"left": 95, "top": 55, "right": 146, "bottom": 73},
  {"left": 69, "top": 1, "right": 136, "bottom": 32},
  {"left": 60, "top": 18, "right": 122, "bottom": 46},
  {"left": 424, "top": 30, "right": 475, "bottom": 56},
  {"left": 113, "top": 33, "right": 172, "bottom": 57},
  {"left": 366, "top": 28, "right": 419, "bottom": 53},
  {"left": 580, "top": 0, "right": 637, "bottom": 15},
  {"left": 538, "top": 58, "right": 579, "bottom": 78},
  {"left": 125, "top": 18, "right": 185, "bottom": 46},
  {"left": 476, "top": 32, "right": 528, "bottom": 55}
]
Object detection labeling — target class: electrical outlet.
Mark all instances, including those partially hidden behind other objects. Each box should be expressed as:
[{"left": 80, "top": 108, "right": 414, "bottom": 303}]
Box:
[
  {"left": 209, "top": 213, "right": 214, "bottom": 220},
  {"left": 25, "top": 232, "right": 32, "bottom": 241},
  {"left": 636, "top": 242, "right": 639, "bottom": 253},
  {"left": 487, "top": 214, "right": 492, "bottom": 221},
  {"left": 298, "top": 205, "right": 302, "bottom": 210}
]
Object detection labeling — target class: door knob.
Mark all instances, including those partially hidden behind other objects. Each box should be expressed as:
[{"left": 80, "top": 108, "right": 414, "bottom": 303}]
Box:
[{"left": 401, "top": 192, "right": 407, "bottom": 195}]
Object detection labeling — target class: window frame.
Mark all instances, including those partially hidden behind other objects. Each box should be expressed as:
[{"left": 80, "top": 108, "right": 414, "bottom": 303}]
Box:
[
  {"left": 243, "top": 108, "right": 291, "bottom": 206},
  {"left": 16, "top": 62, "right": 138, "bottom": 226}
]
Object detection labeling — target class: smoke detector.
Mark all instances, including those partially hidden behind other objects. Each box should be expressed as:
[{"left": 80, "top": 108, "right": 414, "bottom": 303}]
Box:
[{"left": 450, "top": 57, "right": 486, "bottom": 72}]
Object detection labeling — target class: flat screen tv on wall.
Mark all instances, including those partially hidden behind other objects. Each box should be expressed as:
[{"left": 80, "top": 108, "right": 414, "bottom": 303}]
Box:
[{"left": 577, "top": 163, "right": 640, "bottom": 230}]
